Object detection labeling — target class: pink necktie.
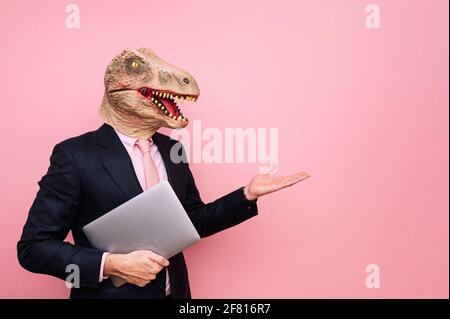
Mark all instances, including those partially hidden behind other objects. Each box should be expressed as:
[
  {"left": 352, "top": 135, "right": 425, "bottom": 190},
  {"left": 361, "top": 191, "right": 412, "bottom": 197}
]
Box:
[
  {"left": 136, "top": 139, "right": 170, "bottom": 295},
  {"left": 136, "top": 139, "right": 160, "bottom": 189}
]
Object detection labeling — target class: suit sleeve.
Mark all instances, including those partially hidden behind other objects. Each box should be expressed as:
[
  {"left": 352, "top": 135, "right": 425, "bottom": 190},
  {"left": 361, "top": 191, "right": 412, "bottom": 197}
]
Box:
[
  {"left": 183, "top": 163, "right": 258, "bottom": 238},
  {"left": 17, "top": 143, "right": 103, "bottom": 288}
]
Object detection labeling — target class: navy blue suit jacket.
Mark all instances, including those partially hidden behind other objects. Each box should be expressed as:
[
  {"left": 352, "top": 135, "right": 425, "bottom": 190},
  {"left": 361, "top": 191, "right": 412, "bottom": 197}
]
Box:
[{"left": 17, "top": 124, "right": 258, "bottom": 299}]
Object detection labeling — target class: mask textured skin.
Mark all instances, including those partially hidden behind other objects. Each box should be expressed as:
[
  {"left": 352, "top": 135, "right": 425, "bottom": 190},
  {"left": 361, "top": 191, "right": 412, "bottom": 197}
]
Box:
[{"left": 99, "top": 48, "right": 200, "bottom": 139}]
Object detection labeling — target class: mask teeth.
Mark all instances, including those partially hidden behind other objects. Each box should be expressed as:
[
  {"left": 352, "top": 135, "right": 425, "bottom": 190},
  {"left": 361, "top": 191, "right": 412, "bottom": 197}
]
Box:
[
  {"left": 150, "top": 95, "right": 188, "bottom": 122},
  {"left": 150, "top": 90, "right": 198, "bottom": 103},
  {"left": 144, "top": 88, "right": 197, "bottom": 122}
]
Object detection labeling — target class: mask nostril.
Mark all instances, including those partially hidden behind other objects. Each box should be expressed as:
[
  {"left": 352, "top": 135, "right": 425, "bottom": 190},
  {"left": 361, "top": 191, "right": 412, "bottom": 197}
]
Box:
[{"left": 183, "top": 77, "right": 190, "bottom": 84}]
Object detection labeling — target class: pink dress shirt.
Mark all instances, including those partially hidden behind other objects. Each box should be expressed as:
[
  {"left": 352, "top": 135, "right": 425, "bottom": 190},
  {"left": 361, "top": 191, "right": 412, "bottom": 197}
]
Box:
[{"left": 98, "top": 129, "right": 171, "bottom": 296}]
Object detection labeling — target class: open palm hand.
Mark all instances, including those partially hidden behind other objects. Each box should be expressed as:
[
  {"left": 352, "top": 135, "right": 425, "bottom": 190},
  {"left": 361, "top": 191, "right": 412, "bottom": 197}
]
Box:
[{"left": 244, "top": 168, "right": 310, "bottom": 201}]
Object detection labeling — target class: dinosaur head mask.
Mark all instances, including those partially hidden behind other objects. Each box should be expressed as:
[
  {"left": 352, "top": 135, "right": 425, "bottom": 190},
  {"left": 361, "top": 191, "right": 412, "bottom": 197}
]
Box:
[{"left": 100, "top": 48, "right": 200, "bottom": 138}]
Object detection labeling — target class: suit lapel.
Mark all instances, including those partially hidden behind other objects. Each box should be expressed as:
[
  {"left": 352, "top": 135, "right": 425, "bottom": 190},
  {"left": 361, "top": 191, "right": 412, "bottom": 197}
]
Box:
[
  {"left": 96, "top": 124, "right": 143, "bottom": 201},
  {"left": 96, "top": 124, "right": 184, "bottom": 202}
]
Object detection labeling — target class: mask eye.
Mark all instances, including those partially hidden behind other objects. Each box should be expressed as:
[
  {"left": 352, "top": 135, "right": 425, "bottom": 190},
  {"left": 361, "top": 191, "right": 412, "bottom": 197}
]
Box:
[{"left": 125, "top": 57, "right": 145, "bottom": 74}]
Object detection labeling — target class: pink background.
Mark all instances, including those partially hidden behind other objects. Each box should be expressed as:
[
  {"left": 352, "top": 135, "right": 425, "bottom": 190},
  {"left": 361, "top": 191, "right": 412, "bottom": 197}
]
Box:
[{"left": 0, "top": 0, "right": 448, "bottom": 298}]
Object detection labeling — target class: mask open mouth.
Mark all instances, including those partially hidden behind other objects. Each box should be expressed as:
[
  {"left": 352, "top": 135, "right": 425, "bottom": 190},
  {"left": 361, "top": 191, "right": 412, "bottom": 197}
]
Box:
[{"left": 138, "top": 87, "right": 198, "bottom": 122}]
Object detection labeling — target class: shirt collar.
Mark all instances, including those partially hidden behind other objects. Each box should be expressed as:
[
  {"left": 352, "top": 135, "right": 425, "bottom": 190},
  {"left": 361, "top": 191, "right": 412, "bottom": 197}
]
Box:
[{"left": 114, "top": 129, "right": 154, "bottom": 155}]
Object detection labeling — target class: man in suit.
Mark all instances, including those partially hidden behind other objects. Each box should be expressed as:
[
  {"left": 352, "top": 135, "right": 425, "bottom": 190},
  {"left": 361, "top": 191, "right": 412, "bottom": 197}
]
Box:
[{"left": 17, "top": 48, "right": 309, "bottom": 299}]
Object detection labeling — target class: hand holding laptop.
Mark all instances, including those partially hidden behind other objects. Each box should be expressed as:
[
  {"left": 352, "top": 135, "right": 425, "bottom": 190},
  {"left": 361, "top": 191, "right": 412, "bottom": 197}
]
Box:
[
  {"left": 83, "top": 181, "right": 201, "bottom": 287},
  {"left": 103, "top": 250, "right": 169, "bottom": 287}
]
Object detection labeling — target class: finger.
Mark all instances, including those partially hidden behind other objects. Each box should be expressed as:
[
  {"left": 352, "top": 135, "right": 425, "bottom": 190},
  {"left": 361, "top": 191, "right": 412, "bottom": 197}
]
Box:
[
  {"left": 291, "top": 172, "right": 310, "bottom": 183},
  {"left": 154, "top": 264, "right": 163, "bottom": 272},
  {"left": 145, "top": 251, "right": 170, "bottom": 267},
  {"left": 143, "top": 273, "right": 156, "bottom": 281},
  {"left": 148, "top": 263, "right": 163, "bottom": 274},
  {"left": 136, "top": 270, "right": 156, "bottom": 281},
  {"left": 137, "top": 274, "right": 154, "bottom": 284},
  {"left": 127, "top": 274, "right": 151, "bottom": 287},
  {"left": 136, "top": 280, "right": 150, "bottom": 287},
  {"left": 283, "top": 172, "right": 310, "bottom": 186},
  {"left": 271, "top": 172, "right": 310, "bottom": 191}
]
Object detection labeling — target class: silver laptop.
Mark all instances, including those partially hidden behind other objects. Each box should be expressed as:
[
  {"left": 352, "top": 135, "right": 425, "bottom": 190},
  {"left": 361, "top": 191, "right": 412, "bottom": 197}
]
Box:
[{"left": 83, "top": 180, "right": 200, "bottom": 287}]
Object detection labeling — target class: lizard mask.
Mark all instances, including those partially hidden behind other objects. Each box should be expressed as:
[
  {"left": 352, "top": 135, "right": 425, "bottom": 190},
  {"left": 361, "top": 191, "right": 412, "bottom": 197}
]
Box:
[{"left": 100, "top": 48, "right": 200, "bottom": 139}]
